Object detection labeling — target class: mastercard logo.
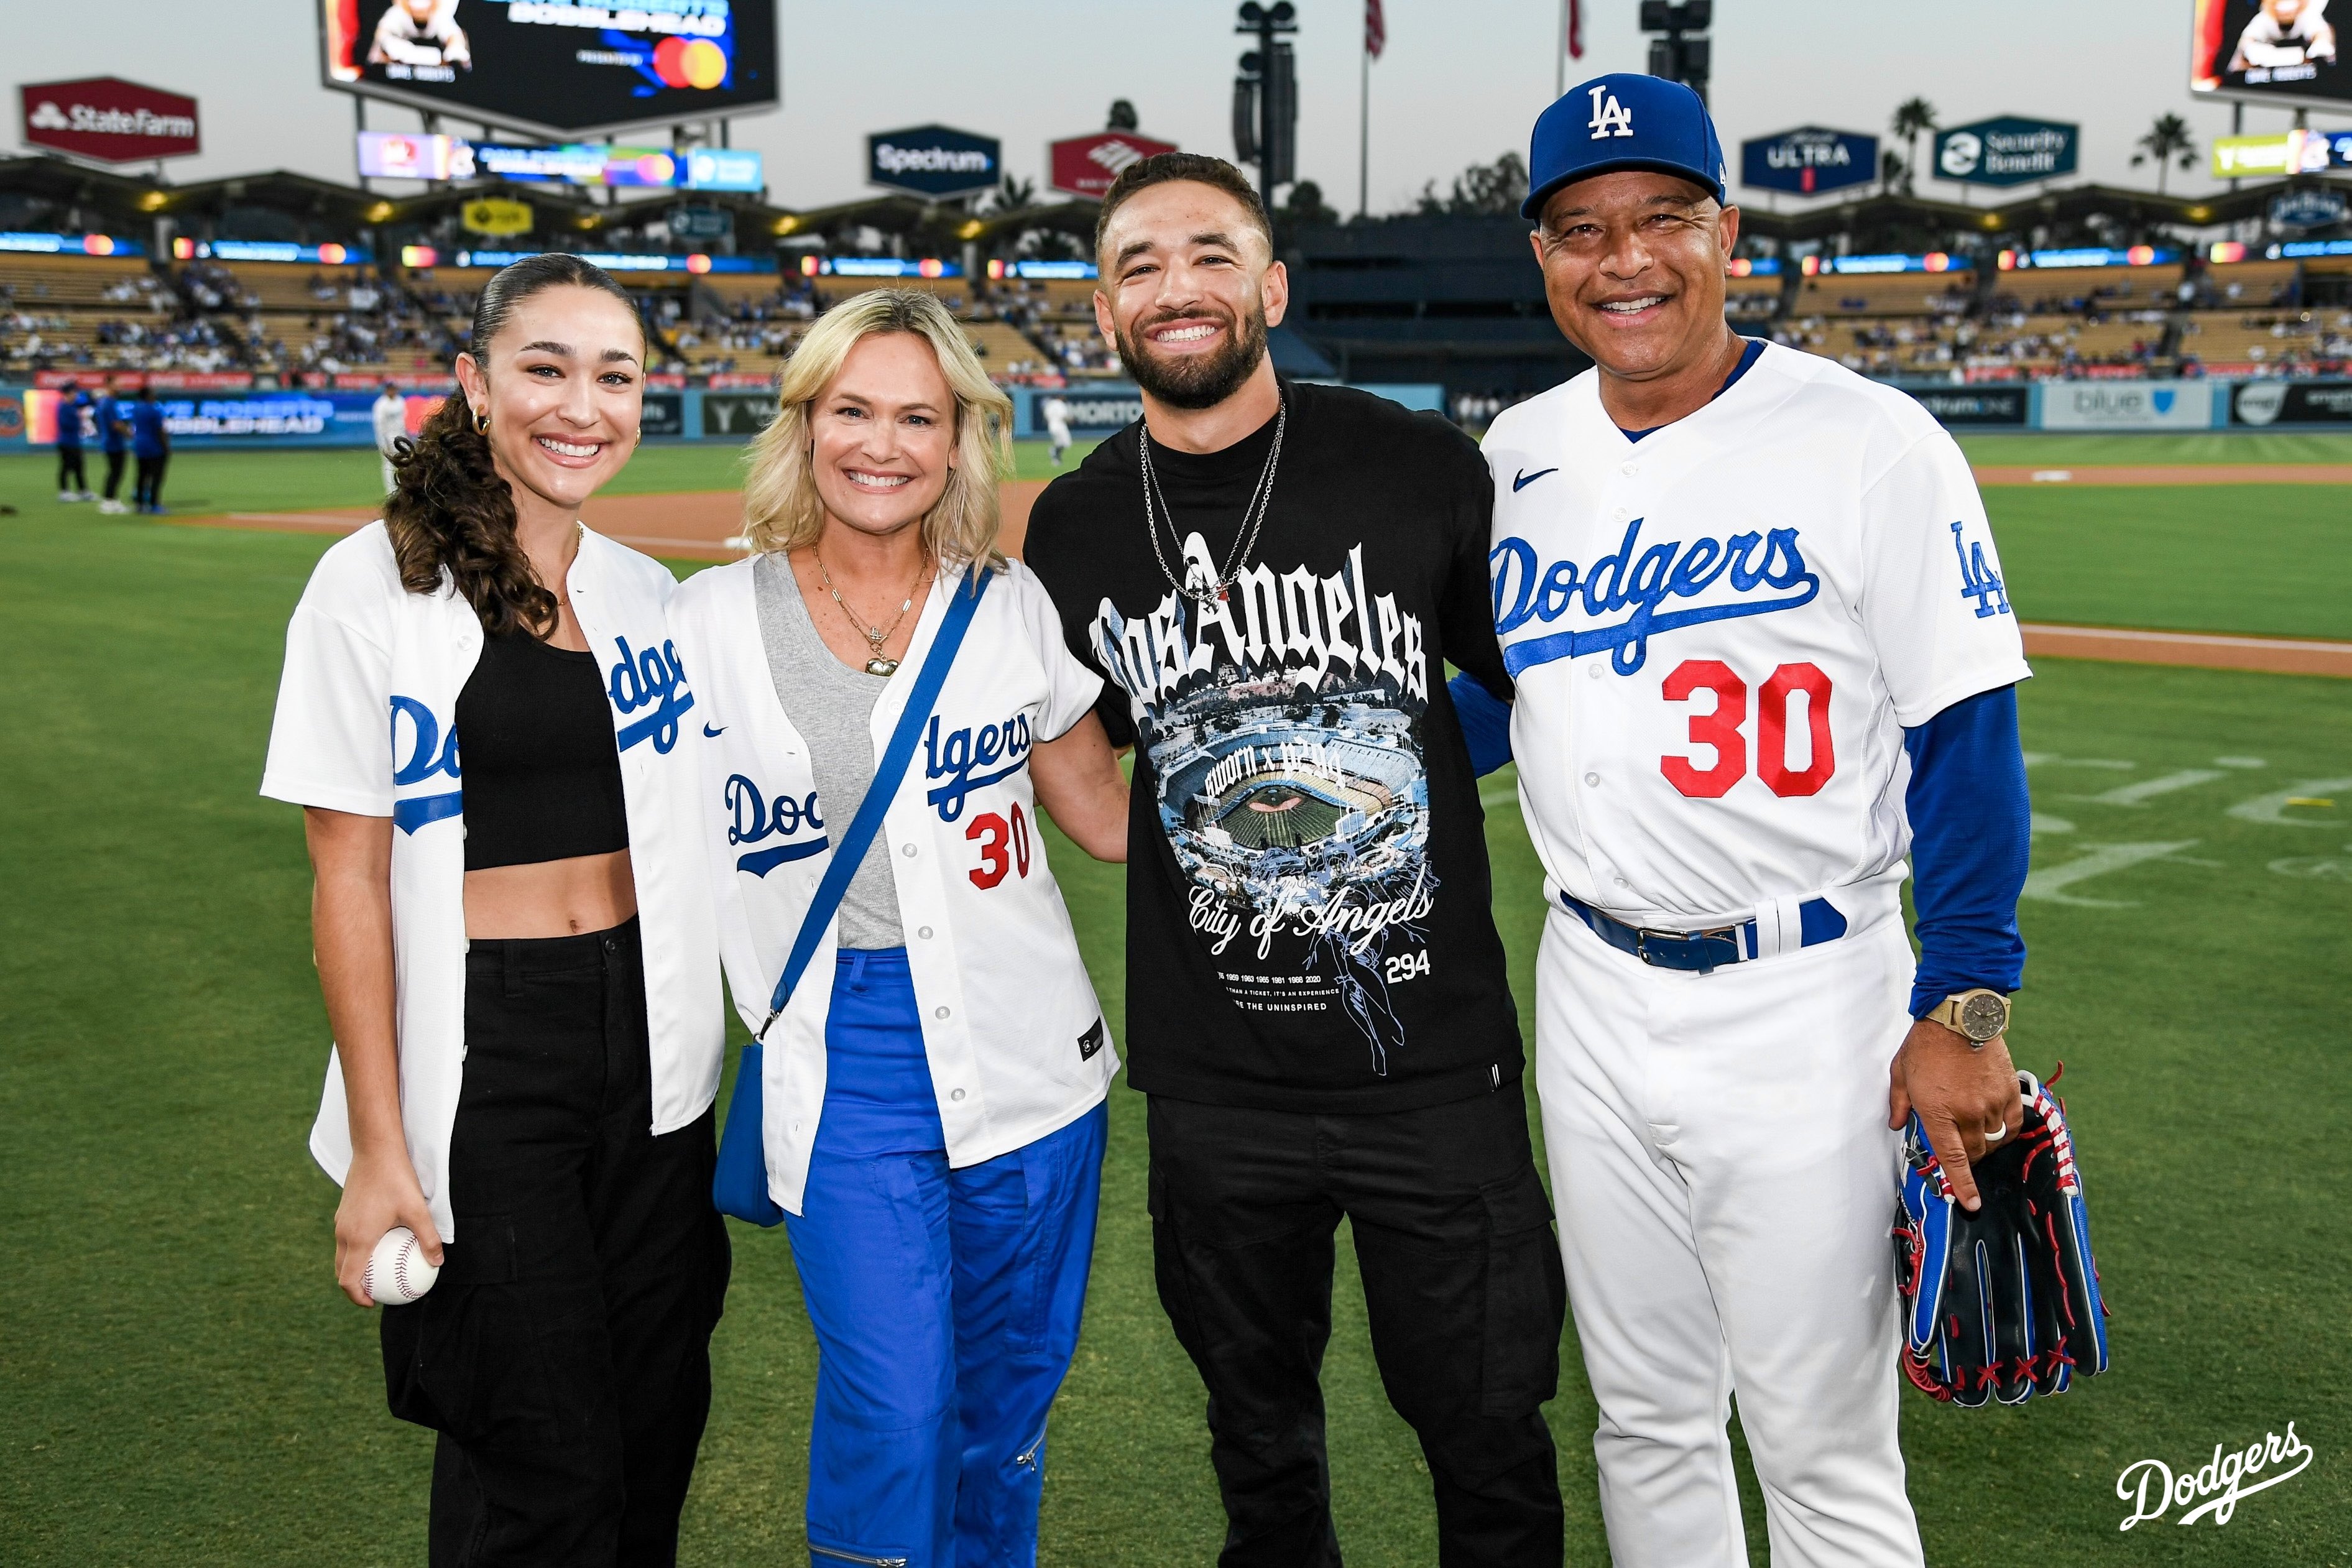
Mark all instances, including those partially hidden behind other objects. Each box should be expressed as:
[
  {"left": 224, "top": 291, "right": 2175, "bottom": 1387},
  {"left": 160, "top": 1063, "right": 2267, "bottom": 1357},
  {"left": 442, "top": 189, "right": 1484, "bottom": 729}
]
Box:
[{"left": 653, "top": 37, "right": 729, "bottom": 91}]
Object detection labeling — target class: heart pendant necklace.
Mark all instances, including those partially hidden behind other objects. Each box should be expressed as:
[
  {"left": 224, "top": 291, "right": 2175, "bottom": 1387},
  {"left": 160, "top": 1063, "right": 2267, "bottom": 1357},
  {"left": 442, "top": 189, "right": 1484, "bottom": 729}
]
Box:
[{"left": 816, "top": 548, "right": 932, "bottom": 676}]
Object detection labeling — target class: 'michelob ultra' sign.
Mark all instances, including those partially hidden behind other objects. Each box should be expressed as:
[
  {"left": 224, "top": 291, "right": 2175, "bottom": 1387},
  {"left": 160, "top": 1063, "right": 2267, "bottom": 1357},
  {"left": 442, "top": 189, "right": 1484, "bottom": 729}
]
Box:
[{"left": 1740, "top": 127, "right": 1877, "bottom": 196}]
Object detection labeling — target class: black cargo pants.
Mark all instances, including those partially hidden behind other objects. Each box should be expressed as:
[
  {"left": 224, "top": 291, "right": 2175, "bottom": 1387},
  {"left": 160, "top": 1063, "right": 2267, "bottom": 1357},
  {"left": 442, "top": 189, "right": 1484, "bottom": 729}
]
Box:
[
  {"left": 1148, "top": 1085, "right": 1568, "bottom": 1567},
  {"left": 380, "top": 918, "right": 732, "bottom": 1568}
]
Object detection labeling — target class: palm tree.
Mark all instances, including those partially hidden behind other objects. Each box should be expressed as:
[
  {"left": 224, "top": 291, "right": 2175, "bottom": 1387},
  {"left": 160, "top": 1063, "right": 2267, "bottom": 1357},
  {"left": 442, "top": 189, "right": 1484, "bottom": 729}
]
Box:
[
  {"left": 2133, "top": 114, "right": 2198, "bottom": 195},
  {"left": 1890, "top": 98, "right": 1937, "bottom": 193},
  {"left": 984, "top": 175, "right": 1036, "bottom": 216}
]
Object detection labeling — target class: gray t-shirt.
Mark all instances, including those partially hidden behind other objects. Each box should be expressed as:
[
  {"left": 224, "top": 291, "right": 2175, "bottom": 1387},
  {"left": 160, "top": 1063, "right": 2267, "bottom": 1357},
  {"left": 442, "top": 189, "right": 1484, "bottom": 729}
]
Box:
[{"left": 753, "top": 552, "right": 904, "bottom": 949}]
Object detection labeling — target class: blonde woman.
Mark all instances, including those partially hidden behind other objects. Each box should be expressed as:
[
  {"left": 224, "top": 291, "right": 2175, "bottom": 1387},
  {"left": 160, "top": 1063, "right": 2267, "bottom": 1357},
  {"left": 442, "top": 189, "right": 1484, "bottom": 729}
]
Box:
[{"left": 666, "top": 289, "right": 1128, "bottom": 1567}]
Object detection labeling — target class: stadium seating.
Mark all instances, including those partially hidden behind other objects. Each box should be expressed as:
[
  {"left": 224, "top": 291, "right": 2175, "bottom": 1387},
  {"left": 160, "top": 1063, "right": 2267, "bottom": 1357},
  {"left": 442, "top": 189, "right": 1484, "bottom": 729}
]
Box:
[
  {"left": 0, "top": 252, "right": 224, "bottom": 373},
  {"left": 1789, "top": 272, "right": 1975, "bottom": 318},
  {"left": 1988, "top": 263, "right": 2184, "bottom": 316},
  {"left": 2177, "top": 307, "right": 2352, "bottom": 367},
  {"left": 1724, "top": 272, "right": 1784, "bottom": 321},
  {"left": 0, "top": 253, "right": 159, "bottom": 307}
]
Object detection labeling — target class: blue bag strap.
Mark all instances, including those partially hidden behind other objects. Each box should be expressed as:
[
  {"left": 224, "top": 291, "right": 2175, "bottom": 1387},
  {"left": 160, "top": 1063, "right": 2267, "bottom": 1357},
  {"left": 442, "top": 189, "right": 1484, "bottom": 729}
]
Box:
[{"left": 756, "top": 565, "right": 991, "bottom": 1041}]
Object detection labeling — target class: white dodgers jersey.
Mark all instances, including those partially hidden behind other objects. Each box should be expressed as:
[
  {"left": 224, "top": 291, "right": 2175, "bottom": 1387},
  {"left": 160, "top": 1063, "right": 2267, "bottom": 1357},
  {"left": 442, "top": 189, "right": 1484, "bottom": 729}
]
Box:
[{"left": 1484, "top": 343, "right": 2031, "bottom": 930}]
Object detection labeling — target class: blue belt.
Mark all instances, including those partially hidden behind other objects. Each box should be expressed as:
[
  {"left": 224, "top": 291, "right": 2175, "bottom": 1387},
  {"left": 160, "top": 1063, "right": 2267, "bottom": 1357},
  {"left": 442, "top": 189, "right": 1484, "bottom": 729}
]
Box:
[{"left": 1558, "top": 890, "right": 1848, "bottom": 975}]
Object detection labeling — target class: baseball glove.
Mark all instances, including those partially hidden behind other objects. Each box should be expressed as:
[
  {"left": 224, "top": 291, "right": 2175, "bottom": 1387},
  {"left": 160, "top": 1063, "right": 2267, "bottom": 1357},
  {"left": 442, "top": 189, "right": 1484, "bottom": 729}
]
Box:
[{"left": 1894, "top": 1068, "right": 2111, "bottom": 1405}]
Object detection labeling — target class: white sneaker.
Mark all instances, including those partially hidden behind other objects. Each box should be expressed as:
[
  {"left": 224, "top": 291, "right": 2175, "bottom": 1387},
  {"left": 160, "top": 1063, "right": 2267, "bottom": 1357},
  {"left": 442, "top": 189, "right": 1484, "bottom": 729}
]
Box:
[
  {"left": 97, "top": 499, "right": 128, "bottom": 515},
  {"left": 75, "top": 491, "right": 96, "bottom": 501},
  {"left": 58, "top": 490, "right": 78, "bottom": 502}
]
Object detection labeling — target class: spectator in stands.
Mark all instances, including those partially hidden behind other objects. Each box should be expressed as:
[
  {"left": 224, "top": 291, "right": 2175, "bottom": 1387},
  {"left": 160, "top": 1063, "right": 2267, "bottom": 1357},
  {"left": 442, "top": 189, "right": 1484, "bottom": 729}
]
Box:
[
  {"left": 97, "top": 380, "right": 133, "bottom": 515},
  {"left": 129, "top": 384, "right": 169, "bottom": 515},
  {"left": 372, "top": 381, "right": 408, "bottom": 494},
  {"left": 54, "top": 378, "right": 93, "bottom": 503}
]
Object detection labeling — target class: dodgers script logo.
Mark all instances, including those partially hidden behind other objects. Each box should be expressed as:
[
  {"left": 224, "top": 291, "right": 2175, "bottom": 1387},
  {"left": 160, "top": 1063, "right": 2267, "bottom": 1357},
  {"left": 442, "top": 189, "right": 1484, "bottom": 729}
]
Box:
[
  {"left": 607, "top": 637, "right": 694, "bottom": 754},
  {"left": 389, "top": 694, "right": 461, "bottom": 834},
  {"left": 925, "top": 711, "right": 1034, "bottom": 824},
  {"left": 1492, "top": 519, "right": 1821, "bottom": 677},
  {"left": 725, "top": 774, "right": 827, "bottom": 877}
]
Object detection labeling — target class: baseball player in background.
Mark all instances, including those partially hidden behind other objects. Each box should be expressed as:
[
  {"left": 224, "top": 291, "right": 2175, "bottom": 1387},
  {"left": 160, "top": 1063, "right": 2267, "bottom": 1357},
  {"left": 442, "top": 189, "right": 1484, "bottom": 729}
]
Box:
[
  {"left": 372, "top": 381, "right": 407, "bottom": 495},
  {"left": 1041, "top": 392, "right": 1074, "bottom": 467},
  {"left": 1459, "top": 76, "right": 2034, "bottom": 1566}
]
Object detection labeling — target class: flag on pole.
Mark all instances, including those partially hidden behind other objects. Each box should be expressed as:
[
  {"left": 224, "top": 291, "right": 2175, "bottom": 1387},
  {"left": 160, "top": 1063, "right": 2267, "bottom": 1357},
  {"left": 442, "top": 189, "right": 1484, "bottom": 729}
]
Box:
[
  {"left": 1567, "top": 0, "right": 1584, "bottom": 58},
  {"left": 1366, "top": 0, "right": 1386, "bottom": 58}
]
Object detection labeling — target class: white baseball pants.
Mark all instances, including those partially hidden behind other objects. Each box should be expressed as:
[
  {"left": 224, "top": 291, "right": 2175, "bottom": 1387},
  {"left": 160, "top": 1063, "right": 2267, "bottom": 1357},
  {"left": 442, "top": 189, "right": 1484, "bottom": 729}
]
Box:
[{"left": 1534, "top": 905, "right": 1925, "bottom": 1568}]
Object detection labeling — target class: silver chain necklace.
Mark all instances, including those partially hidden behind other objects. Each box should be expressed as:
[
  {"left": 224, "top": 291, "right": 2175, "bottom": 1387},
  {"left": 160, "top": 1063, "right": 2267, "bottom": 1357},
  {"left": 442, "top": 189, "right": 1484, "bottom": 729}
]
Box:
[{"left": 1140, "top": 395, "right": 1286, "bottom": 607}]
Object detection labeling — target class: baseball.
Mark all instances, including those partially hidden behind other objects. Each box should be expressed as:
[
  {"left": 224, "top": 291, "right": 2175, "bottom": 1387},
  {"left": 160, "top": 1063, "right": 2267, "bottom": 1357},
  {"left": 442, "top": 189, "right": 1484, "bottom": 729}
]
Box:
[{"left": 364, "top": 1226, "right": 440, "bottom": 1306}]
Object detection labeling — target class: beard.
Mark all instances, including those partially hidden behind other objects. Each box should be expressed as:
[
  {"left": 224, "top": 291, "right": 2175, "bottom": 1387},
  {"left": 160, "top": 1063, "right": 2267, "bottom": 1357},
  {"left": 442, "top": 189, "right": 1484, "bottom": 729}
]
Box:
[{"left": 1116, "top": 300, "right": 1270, "bottom": 410}]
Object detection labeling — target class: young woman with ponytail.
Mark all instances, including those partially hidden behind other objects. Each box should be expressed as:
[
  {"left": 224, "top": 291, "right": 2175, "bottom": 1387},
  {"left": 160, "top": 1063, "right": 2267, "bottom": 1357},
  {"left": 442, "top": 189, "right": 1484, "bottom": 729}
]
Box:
[{"left": 261, "top": 254, "right": 729, "bottom": 1567}]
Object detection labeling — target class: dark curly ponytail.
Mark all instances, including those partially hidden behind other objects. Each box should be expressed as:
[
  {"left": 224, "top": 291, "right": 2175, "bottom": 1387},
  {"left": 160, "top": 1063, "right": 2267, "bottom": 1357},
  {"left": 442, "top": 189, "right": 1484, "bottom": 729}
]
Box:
[{"left": 384, "top": 253, "right": 647, "bottom": 636}]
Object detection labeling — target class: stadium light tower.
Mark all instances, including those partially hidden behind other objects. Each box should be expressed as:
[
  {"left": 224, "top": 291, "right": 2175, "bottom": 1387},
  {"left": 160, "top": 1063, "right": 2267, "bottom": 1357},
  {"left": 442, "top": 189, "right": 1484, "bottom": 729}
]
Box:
[
  {"left": 1639, "top": 1, "right": 1712, "bottom": 105},
  {"left": 1233, "top": 2, "right": 1299, "bottom": 198}
]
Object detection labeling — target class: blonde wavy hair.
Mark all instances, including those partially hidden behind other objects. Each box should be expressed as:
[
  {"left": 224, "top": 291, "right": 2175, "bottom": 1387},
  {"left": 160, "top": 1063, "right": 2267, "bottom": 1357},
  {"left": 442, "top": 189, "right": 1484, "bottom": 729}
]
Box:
[{"left": 741, "top": 288, "right": 1013, "bottom": 578}]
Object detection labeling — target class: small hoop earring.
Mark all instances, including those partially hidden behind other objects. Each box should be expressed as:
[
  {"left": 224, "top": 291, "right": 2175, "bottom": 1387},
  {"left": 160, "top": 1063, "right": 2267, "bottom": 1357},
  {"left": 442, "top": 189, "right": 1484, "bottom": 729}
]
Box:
[{"left": 474, "top": 410, "right": 489, "bottom": 433}]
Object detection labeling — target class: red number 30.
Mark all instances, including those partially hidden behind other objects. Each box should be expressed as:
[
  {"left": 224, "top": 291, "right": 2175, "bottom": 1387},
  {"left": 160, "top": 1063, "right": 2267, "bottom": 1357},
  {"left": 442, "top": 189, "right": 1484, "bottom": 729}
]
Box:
[
  {"left": 965, "top": 803, "right": 1035, "bottom": 889},
  {"left": 1661, "top": 660, "right": 1834, "bottom": 799}
]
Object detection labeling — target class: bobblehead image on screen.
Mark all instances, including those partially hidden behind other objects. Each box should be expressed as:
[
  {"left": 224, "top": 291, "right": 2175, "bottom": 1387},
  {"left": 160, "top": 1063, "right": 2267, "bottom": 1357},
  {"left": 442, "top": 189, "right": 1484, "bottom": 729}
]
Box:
[
  {"left": 320, "top": 0, "right": 778, "bottom": 133},
  {"left": 2193, "top": 0, "right": 2348, "bottom": 103}
]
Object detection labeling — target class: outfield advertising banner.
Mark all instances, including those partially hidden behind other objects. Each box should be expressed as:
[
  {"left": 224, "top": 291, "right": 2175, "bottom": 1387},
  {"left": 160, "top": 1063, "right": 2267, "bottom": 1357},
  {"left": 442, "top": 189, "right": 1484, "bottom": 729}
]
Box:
[
  {"left": 1901, "top": 385, "right": 2029, "bottom": 427},
  {"left": 1739, "top": 127, "right": 1877, "bottom": 196},
  {"left": 2230, "top": 380, "right": 2352, "bottom": 425},
  {"left": 319, "top": 0, "right": 780, "bottom": 136},
  {"left": 160, "top": 391, "right": 385, "bottom": 446},
  {"left": 2041, "top": 380, "right": 2216, "bottom": 431},
  {"left": 640, "top": 389, "right": 686, "bottom": 438},
  {"left": 701, "top": 391, "right": 777, "bottom": 437}
]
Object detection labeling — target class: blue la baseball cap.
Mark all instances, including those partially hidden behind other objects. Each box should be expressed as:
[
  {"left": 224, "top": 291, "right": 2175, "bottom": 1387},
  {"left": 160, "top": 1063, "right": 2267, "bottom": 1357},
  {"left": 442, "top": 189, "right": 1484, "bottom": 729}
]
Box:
[{"left": 1522, "top": 73, "right": 1728, "bottom": 219}]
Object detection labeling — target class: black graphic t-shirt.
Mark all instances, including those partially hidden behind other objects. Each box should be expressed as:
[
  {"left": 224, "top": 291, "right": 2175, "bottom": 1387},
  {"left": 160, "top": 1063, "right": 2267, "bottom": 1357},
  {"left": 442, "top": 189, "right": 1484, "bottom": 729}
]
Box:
[{"left": 1025, "top": 380, "right": 1520, "bottom": 1112}]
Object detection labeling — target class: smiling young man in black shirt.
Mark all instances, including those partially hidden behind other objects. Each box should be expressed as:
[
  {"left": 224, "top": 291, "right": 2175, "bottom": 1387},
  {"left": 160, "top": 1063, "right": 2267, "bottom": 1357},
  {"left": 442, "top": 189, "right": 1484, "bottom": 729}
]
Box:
[{"left": 1023, "top": 153, "right": 1565, "bottom": 1566}]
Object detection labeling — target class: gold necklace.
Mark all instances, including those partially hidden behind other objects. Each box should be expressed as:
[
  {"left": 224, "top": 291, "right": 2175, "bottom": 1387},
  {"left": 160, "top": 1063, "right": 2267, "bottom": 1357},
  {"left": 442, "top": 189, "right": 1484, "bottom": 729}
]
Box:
[{"left": 814, "top": 548, "right": 932, "bottom": 676}]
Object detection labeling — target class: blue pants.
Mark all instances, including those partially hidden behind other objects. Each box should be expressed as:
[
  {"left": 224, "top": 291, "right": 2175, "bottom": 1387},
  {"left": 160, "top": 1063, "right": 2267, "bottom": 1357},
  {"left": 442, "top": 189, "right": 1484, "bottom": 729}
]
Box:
[{"left": 785, "top": 949, "right": 1107, "bottom": 1568}]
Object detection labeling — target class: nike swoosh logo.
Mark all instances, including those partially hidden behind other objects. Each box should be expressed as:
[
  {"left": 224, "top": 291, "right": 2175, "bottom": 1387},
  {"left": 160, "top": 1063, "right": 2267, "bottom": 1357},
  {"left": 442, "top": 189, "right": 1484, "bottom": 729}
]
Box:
[
  {"left": 702, "top": 723, "right": 726, "bottom": 737},
  {"left": 1513, "top": 467, "right": 1558, "bottom": 492}
]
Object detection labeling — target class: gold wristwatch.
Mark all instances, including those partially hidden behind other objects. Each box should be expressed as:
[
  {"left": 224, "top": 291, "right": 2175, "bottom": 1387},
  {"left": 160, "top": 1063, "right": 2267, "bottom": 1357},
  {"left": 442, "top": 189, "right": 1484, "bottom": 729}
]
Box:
[{"left": 1925, "top": 989, "right": 2011, "bottom": 1046}]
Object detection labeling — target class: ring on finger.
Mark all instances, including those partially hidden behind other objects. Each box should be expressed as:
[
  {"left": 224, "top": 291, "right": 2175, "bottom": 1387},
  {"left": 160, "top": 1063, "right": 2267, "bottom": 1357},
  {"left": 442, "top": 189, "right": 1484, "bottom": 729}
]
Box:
[{"left": 1984, "top": 1122, "right": 2008, "bottom": 1143}]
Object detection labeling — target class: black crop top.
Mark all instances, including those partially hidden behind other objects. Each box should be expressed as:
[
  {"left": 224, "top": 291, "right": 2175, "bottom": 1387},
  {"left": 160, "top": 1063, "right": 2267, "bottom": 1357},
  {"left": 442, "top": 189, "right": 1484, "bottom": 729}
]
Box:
[{"left": 455, "top": 630, "right": 630, "bottom": 871}]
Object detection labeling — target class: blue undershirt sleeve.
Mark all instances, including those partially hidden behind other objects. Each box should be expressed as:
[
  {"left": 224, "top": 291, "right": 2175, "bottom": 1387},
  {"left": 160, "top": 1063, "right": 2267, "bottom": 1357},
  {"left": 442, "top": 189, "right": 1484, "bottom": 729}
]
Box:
[
  {"left": 1902, "top": 684, "right": 2030, "bottom": 1018},
  {"left": 1447, "top": 668, "right": 1514, "bottom": 778}
]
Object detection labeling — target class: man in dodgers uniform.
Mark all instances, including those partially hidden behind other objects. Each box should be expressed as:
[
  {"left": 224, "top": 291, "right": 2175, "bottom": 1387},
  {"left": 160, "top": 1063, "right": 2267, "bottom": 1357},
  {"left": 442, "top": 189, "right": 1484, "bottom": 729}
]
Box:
[{"left": 1467, "top": 76, "right": 2037, "bottom": 1566}]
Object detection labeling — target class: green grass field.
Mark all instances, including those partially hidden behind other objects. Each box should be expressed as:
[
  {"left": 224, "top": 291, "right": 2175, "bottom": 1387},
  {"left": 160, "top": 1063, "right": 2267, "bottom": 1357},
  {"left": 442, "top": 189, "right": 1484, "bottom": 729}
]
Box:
[{"left": 2, "top": 433, "right": 2347, "bottom": 1564}]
